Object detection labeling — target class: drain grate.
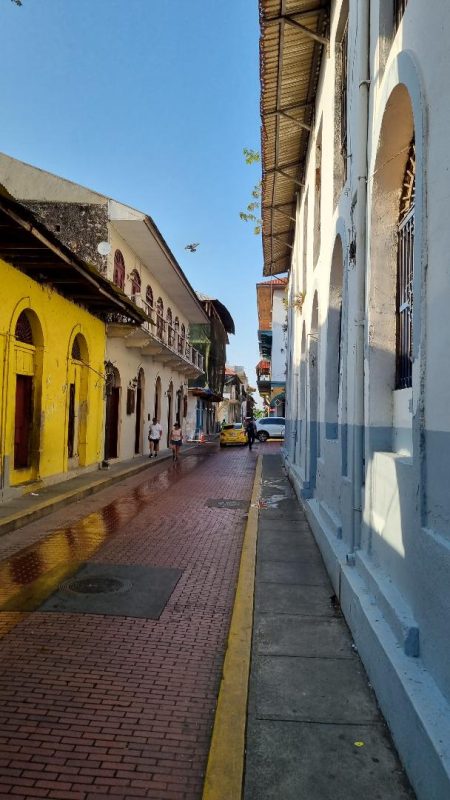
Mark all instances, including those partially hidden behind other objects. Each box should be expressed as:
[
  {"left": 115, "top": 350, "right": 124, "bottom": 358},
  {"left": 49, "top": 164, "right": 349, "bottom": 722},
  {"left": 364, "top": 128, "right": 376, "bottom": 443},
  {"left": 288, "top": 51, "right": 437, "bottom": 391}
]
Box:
[
  {"left": 60, "top": 576, "right": 132, "bottom": 596},
  {"left": 206, "top": 499, "right": 248, "bottom": 509}
]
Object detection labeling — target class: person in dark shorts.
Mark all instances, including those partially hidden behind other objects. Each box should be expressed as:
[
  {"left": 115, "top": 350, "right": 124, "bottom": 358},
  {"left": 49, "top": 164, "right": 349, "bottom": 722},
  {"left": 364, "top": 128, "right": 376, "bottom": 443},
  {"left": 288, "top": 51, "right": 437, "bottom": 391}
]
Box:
[
  {"left": 148, "top": 417, "right": 163, "bottom": 457},
  {"left": 245, "top": 416, "right": 257, "bottom": 450},
  {"left": 170, "top": 421, "right": 183, "bottom": 462}
]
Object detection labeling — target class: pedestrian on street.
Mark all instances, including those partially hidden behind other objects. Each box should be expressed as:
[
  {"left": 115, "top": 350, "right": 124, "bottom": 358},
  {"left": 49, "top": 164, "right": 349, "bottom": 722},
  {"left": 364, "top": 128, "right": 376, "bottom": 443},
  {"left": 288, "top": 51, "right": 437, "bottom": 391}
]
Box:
[
  {"left": 245, "top": 416, "right": 257, "bottom": 450},
  {"left": 148, "top": 417, "right": 163, "bottom": 457},
  {"left": 170, "top": 421, "right": 183, "bottom": 462}
]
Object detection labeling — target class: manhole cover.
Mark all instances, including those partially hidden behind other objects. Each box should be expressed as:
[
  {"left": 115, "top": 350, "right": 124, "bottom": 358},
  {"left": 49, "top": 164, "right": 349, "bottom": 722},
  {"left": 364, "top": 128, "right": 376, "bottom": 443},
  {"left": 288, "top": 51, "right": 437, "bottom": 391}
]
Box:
[
  {"left": 60, "top": 576, "right": 132, "bottom": 595},
  {"left": 206, "top": 499, "right": 248, "bottom": 509}
]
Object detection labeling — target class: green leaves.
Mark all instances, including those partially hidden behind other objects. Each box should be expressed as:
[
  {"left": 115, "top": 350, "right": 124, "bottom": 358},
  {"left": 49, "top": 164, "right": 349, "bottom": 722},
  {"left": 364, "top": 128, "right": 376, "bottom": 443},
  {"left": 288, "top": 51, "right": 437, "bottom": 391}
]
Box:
[
  {"left": 243, "top": 148, "right": 260, "bottom": 165},
  {"left": 240, "top": 150, "right": 262, "bottom": 235}
]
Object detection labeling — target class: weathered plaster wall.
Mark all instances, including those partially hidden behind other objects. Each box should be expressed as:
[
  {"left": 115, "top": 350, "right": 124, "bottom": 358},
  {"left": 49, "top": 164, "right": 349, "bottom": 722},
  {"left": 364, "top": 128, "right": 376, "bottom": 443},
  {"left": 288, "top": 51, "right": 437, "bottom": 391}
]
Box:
[
  {"left": 282, "top": 1, "right": 450, "bottom": 796},
  {"left": 24, "top": 201, "right": 109, "bottom": 272},
  {"left": 0, "top": 258, "right": 106, "bottom": 493}
]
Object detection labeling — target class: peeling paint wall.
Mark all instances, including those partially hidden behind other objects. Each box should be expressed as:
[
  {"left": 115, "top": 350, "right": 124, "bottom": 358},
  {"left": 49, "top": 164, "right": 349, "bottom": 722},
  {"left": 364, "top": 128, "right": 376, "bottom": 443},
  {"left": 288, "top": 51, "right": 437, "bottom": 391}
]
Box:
[{"left": 0, "top": 258, "right": 106, "bottom": 494}]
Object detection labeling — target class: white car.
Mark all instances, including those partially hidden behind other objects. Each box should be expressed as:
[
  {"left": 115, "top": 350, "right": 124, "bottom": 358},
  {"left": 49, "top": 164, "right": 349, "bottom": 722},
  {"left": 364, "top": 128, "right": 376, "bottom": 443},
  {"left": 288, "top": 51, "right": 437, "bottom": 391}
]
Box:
[{"left": 255, "top": 417, "right": 285, "bottom": 442}]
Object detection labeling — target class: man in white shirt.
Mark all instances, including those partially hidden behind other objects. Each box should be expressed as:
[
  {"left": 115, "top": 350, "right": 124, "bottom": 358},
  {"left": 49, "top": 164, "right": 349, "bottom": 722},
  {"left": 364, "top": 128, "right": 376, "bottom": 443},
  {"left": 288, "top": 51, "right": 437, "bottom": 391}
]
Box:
[{"left": 148, "top": 417, "right": 163, "bottom": 457}]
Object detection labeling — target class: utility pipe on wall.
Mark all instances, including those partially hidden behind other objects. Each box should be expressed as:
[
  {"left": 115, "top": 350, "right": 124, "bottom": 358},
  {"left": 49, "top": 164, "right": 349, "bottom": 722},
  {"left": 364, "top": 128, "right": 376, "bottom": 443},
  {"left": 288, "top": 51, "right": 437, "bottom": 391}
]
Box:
[{"left": 351, "top": 0, "right": 370, "bottom": 552}]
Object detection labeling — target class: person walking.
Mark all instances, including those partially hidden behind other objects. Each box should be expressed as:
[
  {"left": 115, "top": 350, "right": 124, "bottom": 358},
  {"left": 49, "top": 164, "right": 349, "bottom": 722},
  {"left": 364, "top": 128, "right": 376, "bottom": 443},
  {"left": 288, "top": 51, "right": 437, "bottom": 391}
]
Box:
[
  {"left": 148, "top": 417, "right": 163, "bottom": 457},
  {"left": 170, "top": 421, "right": 183, "bottom": 462},
  {"left": 245, "top": 416, "right": 257, "bottom": 450}
]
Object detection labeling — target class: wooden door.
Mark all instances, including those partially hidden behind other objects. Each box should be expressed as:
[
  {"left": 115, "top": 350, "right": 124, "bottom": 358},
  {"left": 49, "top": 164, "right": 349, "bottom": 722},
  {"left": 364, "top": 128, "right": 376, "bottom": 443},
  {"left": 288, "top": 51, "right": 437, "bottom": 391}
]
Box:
[
  {"left": 134, "top": 384, "right": 142, "bottom": 454},
  {"left": 105, "top": 387, "right": 120, "bottom": 460},
  {"left": 14, "top": 375, "right": 33, "bottom": 469},
  {"left": 67, "top": 383, "right": 76, "bottom": 459}
]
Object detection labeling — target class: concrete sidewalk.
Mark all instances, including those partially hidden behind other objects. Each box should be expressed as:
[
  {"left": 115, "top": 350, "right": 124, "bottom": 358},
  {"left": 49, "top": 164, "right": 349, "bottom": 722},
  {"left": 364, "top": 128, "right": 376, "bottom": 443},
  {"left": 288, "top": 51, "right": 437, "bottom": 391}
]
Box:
[{"left": 242, "top": 452, "right": 415, "bottom": 799}]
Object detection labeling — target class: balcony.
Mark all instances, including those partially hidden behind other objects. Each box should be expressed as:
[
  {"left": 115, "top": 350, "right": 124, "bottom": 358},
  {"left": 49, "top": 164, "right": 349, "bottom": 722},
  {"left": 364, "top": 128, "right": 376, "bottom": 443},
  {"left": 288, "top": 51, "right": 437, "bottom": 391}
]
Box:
[{"left": 107, "top": 296, "right": 204, "bottom": 378}]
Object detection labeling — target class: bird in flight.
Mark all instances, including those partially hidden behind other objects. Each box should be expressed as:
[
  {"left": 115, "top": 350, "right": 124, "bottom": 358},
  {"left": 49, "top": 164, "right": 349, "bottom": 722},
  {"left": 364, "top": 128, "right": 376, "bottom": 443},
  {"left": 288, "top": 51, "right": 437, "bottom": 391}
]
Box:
[{"left": 185, "top": 243, "right": 200, "bottom": 252}]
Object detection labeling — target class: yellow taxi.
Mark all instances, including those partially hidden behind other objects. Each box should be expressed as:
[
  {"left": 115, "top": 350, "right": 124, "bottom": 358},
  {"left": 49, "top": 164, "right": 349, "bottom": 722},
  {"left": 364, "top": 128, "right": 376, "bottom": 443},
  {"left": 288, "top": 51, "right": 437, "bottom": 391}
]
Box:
[{"left": 220, "top": 423, "right": 248, "bottom": 447}]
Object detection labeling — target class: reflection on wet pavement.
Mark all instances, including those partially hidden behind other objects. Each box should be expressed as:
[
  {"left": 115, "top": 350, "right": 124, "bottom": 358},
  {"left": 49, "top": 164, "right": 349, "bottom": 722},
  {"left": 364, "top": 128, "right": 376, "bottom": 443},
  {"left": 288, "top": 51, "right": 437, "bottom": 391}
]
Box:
[{"left": 0, "top": 451, "right": 207, "bottom": 624}]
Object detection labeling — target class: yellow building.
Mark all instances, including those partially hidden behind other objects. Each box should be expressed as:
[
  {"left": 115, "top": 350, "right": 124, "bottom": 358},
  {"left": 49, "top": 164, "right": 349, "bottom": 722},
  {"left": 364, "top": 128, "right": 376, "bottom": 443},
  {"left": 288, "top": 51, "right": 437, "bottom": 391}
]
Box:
[{"left": 0, "top": 191, "right": 144, "bottom": 499}]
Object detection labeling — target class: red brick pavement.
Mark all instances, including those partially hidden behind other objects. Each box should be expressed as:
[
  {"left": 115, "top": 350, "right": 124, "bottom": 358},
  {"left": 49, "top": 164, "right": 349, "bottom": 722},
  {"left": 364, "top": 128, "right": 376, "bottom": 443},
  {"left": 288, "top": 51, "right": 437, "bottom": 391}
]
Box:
[{"left": 0, "top": 444, "right": 259, "bottom": 800}]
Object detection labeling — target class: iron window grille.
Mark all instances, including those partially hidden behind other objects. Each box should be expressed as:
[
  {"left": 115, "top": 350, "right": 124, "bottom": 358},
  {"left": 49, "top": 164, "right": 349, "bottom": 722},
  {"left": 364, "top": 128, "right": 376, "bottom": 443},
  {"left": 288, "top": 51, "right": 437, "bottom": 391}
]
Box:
[{"left": 396, "top": 142, "right": 415, "bottom": 390}]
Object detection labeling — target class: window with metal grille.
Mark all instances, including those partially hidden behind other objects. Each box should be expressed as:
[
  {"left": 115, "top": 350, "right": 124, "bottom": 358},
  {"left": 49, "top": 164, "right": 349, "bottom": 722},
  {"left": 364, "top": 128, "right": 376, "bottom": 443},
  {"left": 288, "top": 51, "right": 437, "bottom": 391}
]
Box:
[
  {"left": 15, "top": 311, "right": 33, "bottom": 345},
  {"left": 113, "top": 250, "right": 125, "bottom": 290},
  {"left": 340, "top": 20, "right": 348, "bottom": 179},
  {"left": 145, "top": 285, "right": 153, "bottom": 307},
  {"left": 396, "top": 141, "right": 415, "bottom": 390},
  {"left": 394, "top": 0, "right": 408, "bottom": 30}
]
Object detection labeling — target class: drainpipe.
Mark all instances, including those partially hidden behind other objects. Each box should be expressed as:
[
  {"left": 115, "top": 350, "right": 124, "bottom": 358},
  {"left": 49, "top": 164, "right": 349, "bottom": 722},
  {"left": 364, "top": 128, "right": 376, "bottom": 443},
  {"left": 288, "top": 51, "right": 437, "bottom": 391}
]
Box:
[{"left": 351, "top": 0, "right": 370, "bottom": 553}]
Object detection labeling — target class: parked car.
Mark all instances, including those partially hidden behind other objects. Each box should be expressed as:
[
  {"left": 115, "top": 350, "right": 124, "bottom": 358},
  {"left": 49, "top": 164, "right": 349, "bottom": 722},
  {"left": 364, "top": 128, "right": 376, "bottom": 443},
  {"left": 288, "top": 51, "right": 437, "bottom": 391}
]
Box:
[
  {"left": 220, "top": 423, "right": 248, "bottom": 447},
  {"left": 256, "top": 416, "right": 285, "bottom": 442}
]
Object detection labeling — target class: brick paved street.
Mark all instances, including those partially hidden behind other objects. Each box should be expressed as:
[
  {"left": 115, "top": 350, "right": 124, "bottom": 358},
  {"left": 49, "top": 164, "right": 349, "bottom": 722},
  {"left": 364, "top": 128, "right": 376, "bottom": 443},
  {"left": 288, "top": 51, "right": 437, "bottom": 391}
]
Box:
[{"left": 0, "top": 443, "right": 259, "bottom": 800}]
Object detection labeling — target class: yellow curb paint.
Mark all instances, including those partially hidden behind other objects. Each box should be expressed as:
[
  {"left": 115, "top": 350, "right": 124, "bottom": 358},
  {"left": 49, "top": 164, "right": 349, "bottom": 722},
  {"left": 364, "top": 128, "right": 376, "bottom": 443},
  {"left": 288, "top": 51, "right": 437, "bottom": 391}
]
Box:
[{"left": 202, "top": 454, "right": 262, "bottom": 800}]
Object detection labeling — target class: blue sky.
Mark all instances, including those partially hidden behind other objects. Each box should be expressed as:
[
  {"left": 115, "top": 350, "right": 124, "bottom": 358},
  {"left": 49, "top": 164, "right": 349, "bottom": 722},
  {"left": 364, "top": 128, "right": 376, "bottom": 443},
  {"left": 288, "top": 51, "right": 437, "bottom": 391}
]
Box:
[{"left": 1, "top": 0, "right": 263, "bottom": 392}]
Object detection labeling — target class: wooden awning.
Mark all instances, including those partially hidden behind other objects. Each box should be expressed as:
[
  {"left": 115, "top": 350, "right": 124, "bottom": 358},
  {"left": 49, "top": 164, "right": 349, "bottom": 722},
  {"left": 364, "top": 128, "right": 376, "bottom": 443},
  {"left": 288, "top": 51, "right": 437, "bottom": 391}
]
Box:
[
  {"left": 0, "top": 190, "right": 146, "bottom": 324},
  {"left": 259, "top": 0, "right": 330, "bottom": 276}
]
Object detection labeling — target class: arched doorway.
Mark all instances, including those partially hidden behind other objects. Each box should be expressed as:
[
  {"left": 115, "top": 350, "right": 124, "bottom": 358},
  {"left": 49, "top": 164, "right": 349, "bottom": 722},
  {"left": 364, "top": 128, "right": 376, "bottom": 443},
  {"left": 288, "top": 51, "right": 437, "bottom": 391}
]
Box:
[
  {"left": 104, "top": 364, "right": 121, "bottom": 460},
  {"left": 176, "top": 386, "right": 183, "bottom": 425},
  {"left": 299, "top": 323, "right": 307, "bottom": 475},
  {"left": 154, "top": 376, "right": 162, "bottom": 422},
  {"left": 12, "top": 309, "right": 44, "bottom": 480},
  {"left": 307, "top": 294, "right": 319, "bottom": 492},
  {"left": 134, "top": 368, "right": 145, "bottom": 454},
  {"left": 113, "top": 250, "right": 125, "bottom": 290},
  {"left": 156, "top": 298, "right": 164, "bottom": 339},
  {"left": 325, "top": 236, "right": 344, "bottom": 440},
  {"left": 167, "top": 381, "right": 173, "bottom": 446},
  {"left": 67, "top": 333, "right": 89, "bottom": 468},
  {"left": 369, "top": 82, "right": 416, "bottom": 455}
]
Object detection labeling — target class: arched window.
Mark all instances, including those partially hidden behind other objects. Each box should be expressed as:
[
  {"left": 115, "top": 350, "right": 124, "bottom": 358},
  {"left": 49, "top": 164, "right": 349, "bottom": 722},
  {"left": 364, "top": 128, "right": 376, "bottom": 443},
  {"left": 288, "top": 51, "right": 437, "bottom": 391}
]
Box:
[
  {"left": 156, "top": 298, "right": 164, "bottom": 339},
  {"left": 166, "top": 308, "right": 173, "bottom": 346},
  {"left": 15, "top": 311, "right": 33, "bottom": 345},
  {"left": 130, "top": 269, "right": 141, "bottom": 297},
  {"left": 113, "top": 250, "right": 125, "bottom": 290},
  {"left": 174, "top": 316, "right": 179, "bottom": 332},
  {"left": 145, "top": 285, "right": 154, "bottom": 308},
  {"left": 396, "top": 141, "right": 415, "bottom": 390},
  {"left": 180, "top": 322, "right": 186, "bottom": 340}
]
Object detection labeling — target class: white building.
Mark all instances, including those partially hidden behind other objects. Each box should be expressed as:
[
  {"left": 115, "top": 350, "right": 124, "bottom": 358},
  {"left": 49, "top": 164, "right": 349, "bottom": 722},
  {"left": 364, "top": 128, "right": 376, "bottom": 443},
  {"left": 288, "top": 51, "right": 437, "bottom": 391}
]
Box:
[
  {"left": 256, "top": 279, "right": 287, "bottom": 415},
  {"left": 0, "top": 154, "right": 208, "bottom": 461},
  {"left": 260, "top": 1, "right": 450, "bottom": 797}
]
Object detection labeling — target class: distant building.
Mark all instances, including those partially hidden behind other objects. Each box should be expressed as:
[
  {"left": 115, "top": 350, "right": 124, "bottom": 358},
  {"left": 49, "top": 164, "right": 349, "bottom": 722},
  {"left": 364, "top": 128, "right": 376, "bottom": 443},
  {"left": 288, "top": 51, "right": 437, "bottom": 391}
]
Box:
[
  {"left": 0, "top": 154, "right": 208, "bottom": 461},
  {"left": 0, "top": 190, "right": 142, "bottom": 501},
  {"left": 256, "top": 279, "right": 287, "bottom": 416},
  {"left": 218, "top": 365, "right": 255, "bottom": 425},
  {"left": 186, "top": 295, "right": 234, "bottom": 439}
]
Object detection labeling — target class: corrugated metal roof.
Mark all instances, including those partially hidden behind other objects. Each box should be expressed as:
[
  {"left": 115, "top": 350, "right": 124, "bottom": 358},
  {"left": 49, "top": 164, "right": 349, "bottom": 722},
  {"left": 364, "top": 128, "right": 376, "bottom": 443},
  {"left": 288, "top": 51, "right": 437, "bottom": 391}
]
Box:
[{"left": 259, "top": 0, "right": 330, "bottom": 276}]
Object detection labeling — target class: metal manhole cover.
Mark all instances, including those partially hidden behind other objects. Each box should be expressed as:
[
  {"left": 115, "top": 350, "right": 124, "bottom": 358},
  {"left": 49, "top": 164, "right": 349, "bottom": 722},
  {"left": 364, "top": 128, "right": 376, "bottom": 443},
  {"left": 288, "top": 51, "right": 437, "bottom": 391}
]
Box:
[
  {"left": 206, "top": 499, "right": 248, "bottom": 509},
  {"left": 60, "top": 576, "right": 132, "bottom": 595}
]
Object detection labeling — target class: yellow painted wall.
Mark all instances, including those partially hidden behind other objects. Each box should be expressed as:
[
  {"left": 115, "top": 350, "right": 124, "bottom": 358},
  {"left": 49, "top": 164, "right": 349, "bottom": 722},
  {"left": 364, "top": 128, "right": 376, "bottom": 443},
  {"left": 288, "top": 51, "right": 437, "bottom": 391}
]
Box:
[{"left": 0, "top": 258, "right": 106, "bottom": 489}]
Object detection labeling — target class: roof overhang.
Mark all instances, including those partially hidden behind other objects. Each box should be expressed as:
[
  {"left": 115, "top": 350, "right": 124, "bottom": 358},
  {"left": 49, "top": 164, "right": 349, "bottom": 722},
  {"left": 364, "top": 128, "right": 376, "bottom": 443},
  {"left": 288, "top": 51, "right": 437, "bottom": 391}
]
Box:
[
  {"left": 109, "top": 200, "right": 209, "bottom": 325},
  {"left": 0, "top": 191, "right": 145, "bottom": 324},
  {"left": 259, "top": 0, "right": 330, "bottom": 276}
]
